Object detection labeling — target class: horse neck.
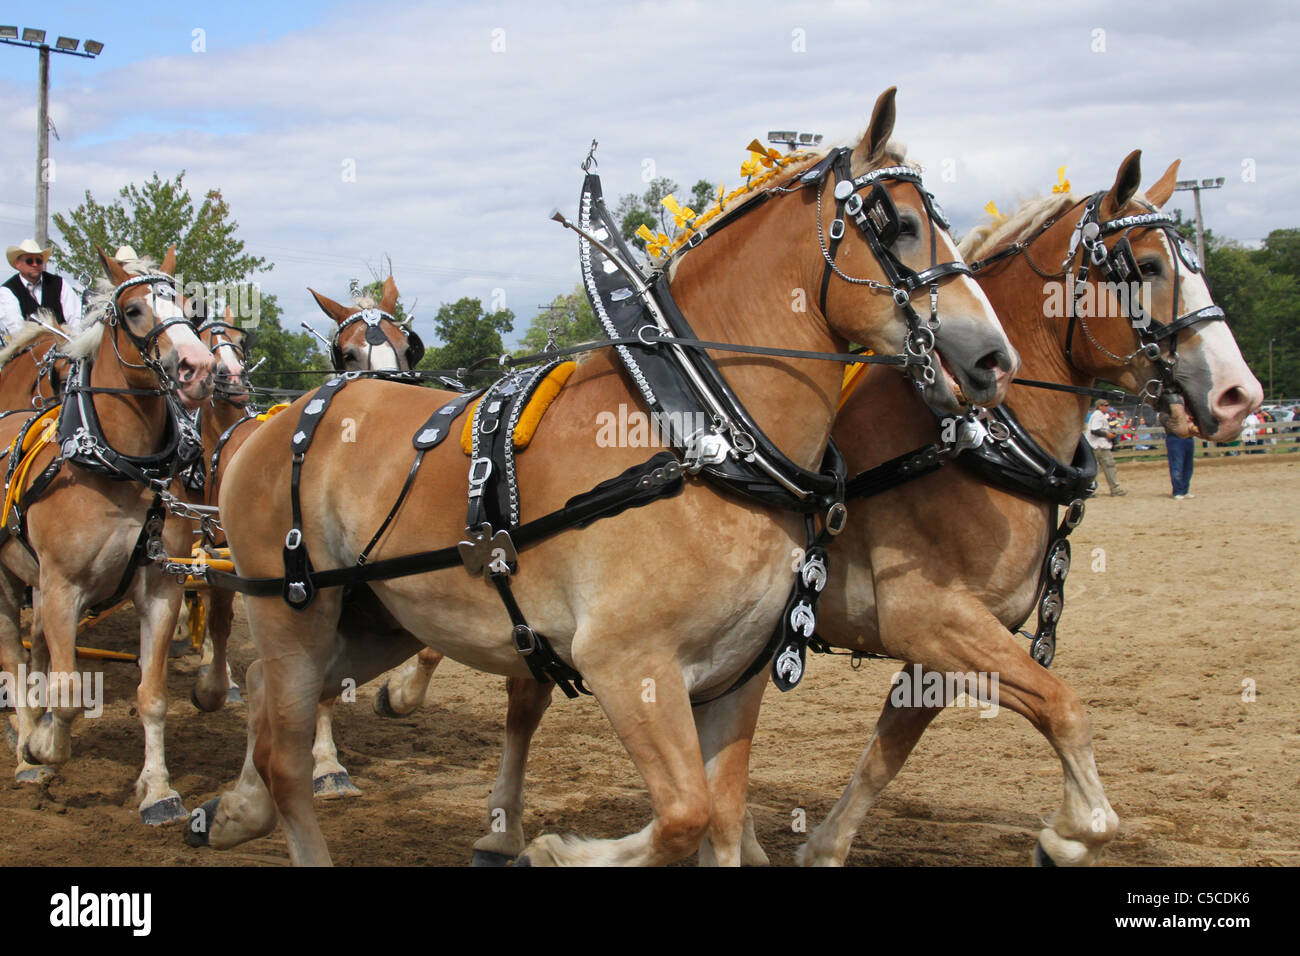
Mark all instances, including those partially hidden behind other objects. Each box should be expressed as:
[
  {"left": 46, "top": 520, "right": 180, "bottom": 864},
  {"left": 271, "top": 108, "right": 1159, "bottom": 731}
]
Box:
[
  {"left": 666, "top": 198, "right": 843, "bottom": 470},
  {"left": 982, "top": 258, "right": 1092, "bottom": 462},
  {"left": 87, "top": 325, "right": 170, "bottom": 459},
  {"left": 202, "top": 399, "right": 246, "bottom": 452}
]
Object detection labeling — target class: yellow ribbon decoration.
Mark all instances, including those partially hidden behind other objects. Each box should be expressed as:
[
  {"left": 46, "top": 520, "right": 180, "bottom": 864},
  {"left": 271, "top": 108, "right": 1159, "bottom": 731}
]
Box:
[
  {"left": 1052, "top": 165, "right": 1071, "bottom": 194},
  {"left": 985, "top": 200, "right": 1005, "bottom": 222},
  {"left": 740, "top": 151, "right": 764, "bottom": 179},
  {"left": 745, "top": 139, "right": 784, "bottom": 168},
  {"left": 635, "top": 223, "right": 671, "bottom": 258},
  {"left": 660, "top": 194, "right": 696, "bottom": 231}
]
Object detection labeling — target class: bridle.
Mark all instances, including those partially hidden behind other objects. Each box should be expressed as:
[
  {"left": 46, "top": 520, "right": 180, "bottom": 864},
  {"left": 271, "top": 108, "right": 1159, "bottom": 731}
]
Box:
[
  {"left": 804, "top": 149, "right": 977, "bottom": 390},
  {"left": 330, "top": 308, "right": 424, "bottom": 371},
  {"left": 198, "top": 317, "right": 255, "bottom": 405},
  {"left": 100, "top": 272, "right": 206, "bottom": 396},
  {"left": 972, "top": 193, "right": 1226, "bottom": 403}
]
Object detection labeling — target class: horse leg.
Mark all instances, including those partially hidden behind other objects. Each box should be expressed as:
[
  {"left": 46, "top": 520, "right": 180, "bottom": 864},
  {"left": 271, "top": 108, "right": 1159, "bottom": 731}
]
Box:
[
  {"left": 374, "top": 647, "right": 444, "bottom": 718},
  {"left": 802, "top": 607, "right": 1118, "bottom": 866},
  {"left": 21, "top": 578, "right": 81, "bottom": 771},
  {"left": 518, "top": 645, "right": 710, "bottom": 867},
  {"left": 133, "top": 572, "right": 190, "bottom": 824},
  {"left": 470, "top": 676, "right": 554, "bottom": 866},
  {"left": 193, "top": 588, "right": 239, "bottom": 711},
  {"left": 0, "top": 569, "right": 47, "bottom": 780},
  {"left": 311, "top": 698, "right": 361, "bottom": 798},
  {"left": 797, "top": 691, "right": 942, "bottom": 866},
  {"left": 187, "top": 658, "right": 279, "bottom": 850},
  {"left": 693, "top": 670, "right": 768, "bottom": 867}
]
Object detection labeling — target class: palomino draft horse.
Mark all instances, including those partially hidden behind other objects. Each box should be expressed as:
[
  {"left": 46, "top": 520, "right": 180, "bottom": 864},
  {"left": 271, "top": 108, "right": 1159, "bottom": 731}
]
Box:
[
  {"left": 0, "top": 249, "right": 216, "bottom": 824},
  {"left": 193, "top": 88, "right": 1016, "bottom": 865},
  {"left": 0, "top": 320, "right": 69, "bottom": 414},
  {"left": 788, "top": 152, "right": 1262, "bottom": 866},
  {"left": 425, "top": 152, "right": 1264, "bottom": 868},
  {"left": 185, "top": 278, "right": 423, "bottom": 797}
]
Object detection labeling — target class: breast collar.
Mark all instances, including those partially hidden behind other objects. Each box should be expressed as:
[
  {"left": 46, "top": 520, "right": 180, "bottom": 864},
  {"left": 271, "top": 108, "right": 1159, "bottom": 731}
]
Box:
[
  {"left": 55, "top": 360, "right": 203, "bottom": 484},
  {"left": 947, "top": 404, "right": 1097, "bottom": 507}
]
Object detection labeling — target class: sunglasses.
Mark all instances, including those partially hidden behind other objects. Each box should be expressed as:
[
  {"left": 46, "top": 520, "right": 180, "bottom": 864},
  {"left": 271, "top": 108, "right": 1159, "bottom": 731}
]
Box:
[{"left": 21, "top": 257, "right": 45, "bottom": 266}]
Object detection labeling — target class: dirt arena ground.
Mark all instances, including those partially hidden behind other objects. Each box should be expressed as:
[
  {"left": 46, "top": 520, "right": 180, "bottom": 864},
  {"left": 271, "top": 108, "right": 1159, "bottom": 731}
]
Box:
[{"left": 1, "top": 453, "right": 1296, "bottom": 866}]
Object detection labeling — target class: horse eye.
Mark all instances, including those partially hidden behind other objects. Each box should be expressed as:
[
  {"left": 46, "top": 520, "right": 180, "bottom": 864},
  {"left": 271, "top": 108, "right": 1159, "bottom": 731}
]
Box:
[{"left": 1139, "top": 260, "right": 1161, "bottom": 278}]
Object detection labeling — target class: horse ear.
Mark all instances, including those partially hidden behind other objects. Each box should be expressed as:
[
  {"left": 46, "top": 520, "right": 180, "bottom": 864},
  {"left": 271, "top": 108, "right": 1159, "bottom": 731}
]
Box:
[
  {"left": 1101, "top": 149, "right": 1143, "bottom": 219},
  {"left": 160, "top": 246, "right": 177, "bottom": 275},
  {"left": 379, "top": 276, "right": 399, "bottom": 315},
  {"left": 223, "top": 304, "right": 234, "bottom": 321},
  {"left": 1145, "top": 159, "right": 1181, "bottom": 209},
  {"left": 98, "top": 248, "right": 129, "bottom": 285},
  {"left": 852, "top": 86, "right": 898, "bottom": 170},
  {"left": 309, "top": 288, "right": 356, "bottom": 325}
]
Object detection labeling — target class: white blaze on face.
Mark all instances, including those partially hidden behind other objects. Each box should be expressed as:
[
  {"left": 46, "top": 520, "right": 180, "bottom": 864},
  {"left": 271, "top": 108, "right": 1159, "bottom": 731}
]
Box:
[
  {"left": 366, "top": 342, "right": 399, "bottom": 371},
  {"left": 1153, "top": 231, "right": 1263, "bottom": 435}
]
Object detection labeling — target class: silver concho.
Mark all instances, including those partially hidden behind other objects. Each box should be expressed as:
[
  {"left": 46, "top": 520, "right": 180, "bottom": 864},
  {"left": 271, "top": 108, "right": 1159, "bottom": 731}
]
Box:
[
  {"left": 790, "top": 600, "right": 816, "bottom": 638},
  {"left": 775, "top": 646, "right": 804, "bottom": 685},
  {"left": 801, "top": 553, "right": 828, "bottom": 593}
]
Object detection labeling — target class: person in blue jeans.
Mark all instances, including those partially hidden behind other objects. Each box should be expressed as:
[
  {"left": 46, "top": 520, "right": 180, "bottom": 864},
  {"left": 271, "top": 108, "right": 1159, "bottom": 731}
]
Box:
[{"left": 1159, "top": 396, "right": 1195, "bottom": 499}]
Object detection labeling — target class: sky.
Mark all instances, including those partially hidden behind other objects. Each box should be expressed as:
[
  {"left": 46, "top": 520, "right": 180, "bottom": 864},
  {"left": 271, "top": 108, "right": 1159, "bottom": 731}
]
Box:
[{"left": 2, "top": 0, "right": 1297, "bottom": 351}]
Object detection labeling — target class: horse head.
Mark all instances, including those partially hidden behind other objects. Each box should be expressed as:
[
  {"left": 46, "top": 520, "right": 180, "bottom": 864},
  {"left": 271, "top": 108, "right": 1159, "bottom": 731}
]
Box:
[
  {"left": 200, "top": 305, "right": 254, "bottom": 407},
  {"left": 1008, "top": 151, "right": 1262, "bottom": 441},
  {"left": 819, "top": 87, "right": 1017, "bottom": 412},
  {"left": 308, "top": 276, "right": 423, "bottom": 372},
  {"left": 94, "top": 247, "right": 217, "bottom": 410}
]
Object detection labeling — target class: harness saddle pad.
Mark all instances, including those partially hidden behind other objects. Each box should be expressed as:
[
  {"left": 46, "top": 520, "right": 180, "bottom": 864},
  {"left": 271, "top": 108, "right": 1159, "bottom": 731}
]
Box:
[
  {"left": 2, "top": 406, "right": 60, "bottom": 529},
  {"left": 460, "top": 361, "right": 575, "bottom": 455}
]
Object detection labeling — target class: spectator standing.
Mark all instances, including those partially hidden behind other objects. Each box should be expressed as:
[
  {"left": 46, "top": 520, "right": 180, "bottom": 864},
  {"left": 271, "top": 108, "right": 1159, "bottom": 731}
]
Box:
[
  {"left": 1159, "top": 395, "right": 1196, "bottom": 499},
  {"left": 1087, "top": 399, "right": 1126, "bottom": 496}
]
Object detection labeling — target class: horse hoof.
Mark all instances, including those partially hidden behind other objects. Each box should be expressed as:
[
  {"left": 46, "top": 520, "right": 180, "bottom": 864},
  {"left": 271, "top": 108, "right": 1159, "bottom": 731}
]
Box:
[
  {"left": 16, "top": 765, "right": 53, "bottom": 784},
  {"left": 313, "top": 771, "right": 361, "bottom": 798},
  {"left": 140, "top": 795, "right": 189, "bottom": 826},
  {"left": 169, "top": 638, "right": 192, "bottom": 659},
  {"left": 226, "top": 685, "right": 243, "bottom": 704},
  {"left": 184, "top": 797, "right": 221, "bottom": 848},
  {"left": 513, "top": 854, "right": 532, "bottom": 867},
  {"left": 1034, "top": 842, "right": 1057, "bottom": 867},
  {"left": 372, "top": 683, "right": 398, "bottom": 718},
  {"left": 471, "top": 849, "right": 516, "bottom": 867}
]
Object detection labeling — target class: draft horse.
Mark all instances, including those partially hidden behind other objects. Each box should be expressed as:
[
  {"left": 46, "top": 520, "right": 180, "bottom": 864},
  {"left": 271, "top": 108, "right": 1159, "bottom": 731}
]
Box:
[
  {"left": 193, "top": 87, "right": 1016, "bottom": 865},
  {"left": 0, "top": 249, "right": 216, "bottom": 824}
]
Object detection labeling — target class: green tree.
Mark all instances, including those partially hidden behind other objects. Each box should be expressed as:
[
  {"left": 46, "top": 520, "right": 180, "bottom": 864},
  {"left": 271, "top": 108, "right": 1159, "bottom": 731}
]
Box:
[
  {"left": 517, "top": 285, "right": 602, "bottom": 355},
  {"left": 426, "top": 297, "right": 514, "bottom": 372},
  {"left": 615, "top": 176, "right": 681, "bottom": 247},
  {"left": 51, "top": 171, "right": 268, "bottom": 286}
]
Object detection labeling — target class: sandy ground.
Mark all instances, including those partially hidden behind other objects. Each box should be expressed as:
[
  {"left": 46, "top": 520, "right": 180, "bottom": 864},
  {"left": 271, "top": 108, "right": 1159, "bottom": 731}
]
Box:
[{"left": 1, "top": 453, "right": 1296, "bottom": 867}]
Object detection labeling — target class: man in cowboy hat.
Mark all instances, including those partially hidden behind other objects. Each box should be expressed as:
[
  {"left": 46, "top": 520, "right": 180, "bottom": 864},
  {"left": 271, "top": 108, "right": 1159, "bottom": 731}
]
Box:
[
  {"left": 1, "top": 238, "right": 84, "bottom": 340},
  {"left": 1086, "top": 398, "right": 1126, "bottom": 497}
]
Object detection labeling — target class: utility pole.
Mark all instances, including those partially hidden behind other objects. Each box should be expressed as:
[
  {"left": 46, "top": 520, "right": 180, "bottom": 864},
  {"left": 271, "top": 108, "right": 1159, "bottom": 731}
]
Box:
[
  {"left": 1172, "top": 177, "right": 1225, "bottom": 275},
  {"left": 0, "top": 26, "right": 104, "bottom": 245}
]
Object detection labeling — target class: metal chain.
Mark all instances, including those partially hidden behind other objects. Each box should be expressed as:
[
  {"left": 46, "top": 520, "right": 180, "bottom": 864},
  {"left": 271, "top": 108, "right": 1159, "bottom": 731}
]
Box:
[{"left": 814, "top": 185, "right": 895, "bottom": 295}]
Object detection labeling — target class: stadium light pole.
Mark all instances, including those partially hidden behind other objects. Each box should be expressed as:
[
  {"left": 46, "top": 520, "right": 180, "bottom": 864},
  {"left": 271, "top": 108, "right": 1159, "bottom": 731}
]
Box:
[
  {"left": 1172, "top": 176, "right": 1224, "bottom": 277},
  {"left": 0, "top": 27, "right": 104, "bottom": 246},
  {"left": 768, "top": 130, "right": 824, "bottom": 153}
]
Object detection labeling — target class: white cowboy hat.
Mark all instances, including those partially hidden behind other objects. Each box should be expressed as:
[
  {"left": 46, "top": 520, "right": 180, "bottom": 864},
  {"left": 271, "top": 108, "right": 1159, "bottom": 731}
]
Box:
[
  {"left": 114, "top": 245, "right": 139, "bottom": 261},
  {"left": 6, "top": 239, "right": 53, "bottom": 269}
]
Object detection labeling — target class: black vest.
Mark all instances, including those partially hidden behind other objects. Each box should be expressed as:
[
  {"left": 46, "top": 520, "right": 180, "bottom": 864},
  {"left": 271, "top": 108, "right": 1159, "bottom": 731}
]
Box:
[{"left": 3, "top": 272, "right": 65, "bottom": 325}]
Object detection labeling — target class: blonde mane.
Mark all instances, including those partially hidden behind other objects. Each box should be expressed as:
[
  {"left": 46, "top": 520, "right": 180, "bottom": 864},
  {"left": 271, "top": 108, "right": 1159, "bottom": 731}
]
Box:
[
  {"left": 959, "top": 193, "right": 1080, "bottom": 262},
  {"left": 667, "top": 138, "right": 915, "bottom": 277},
  {"left": 0, "top": 319, "right": 55, "bottom": 366},
  {"left": 65, "top": 256, "right": 160, "bottom": 361}
]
